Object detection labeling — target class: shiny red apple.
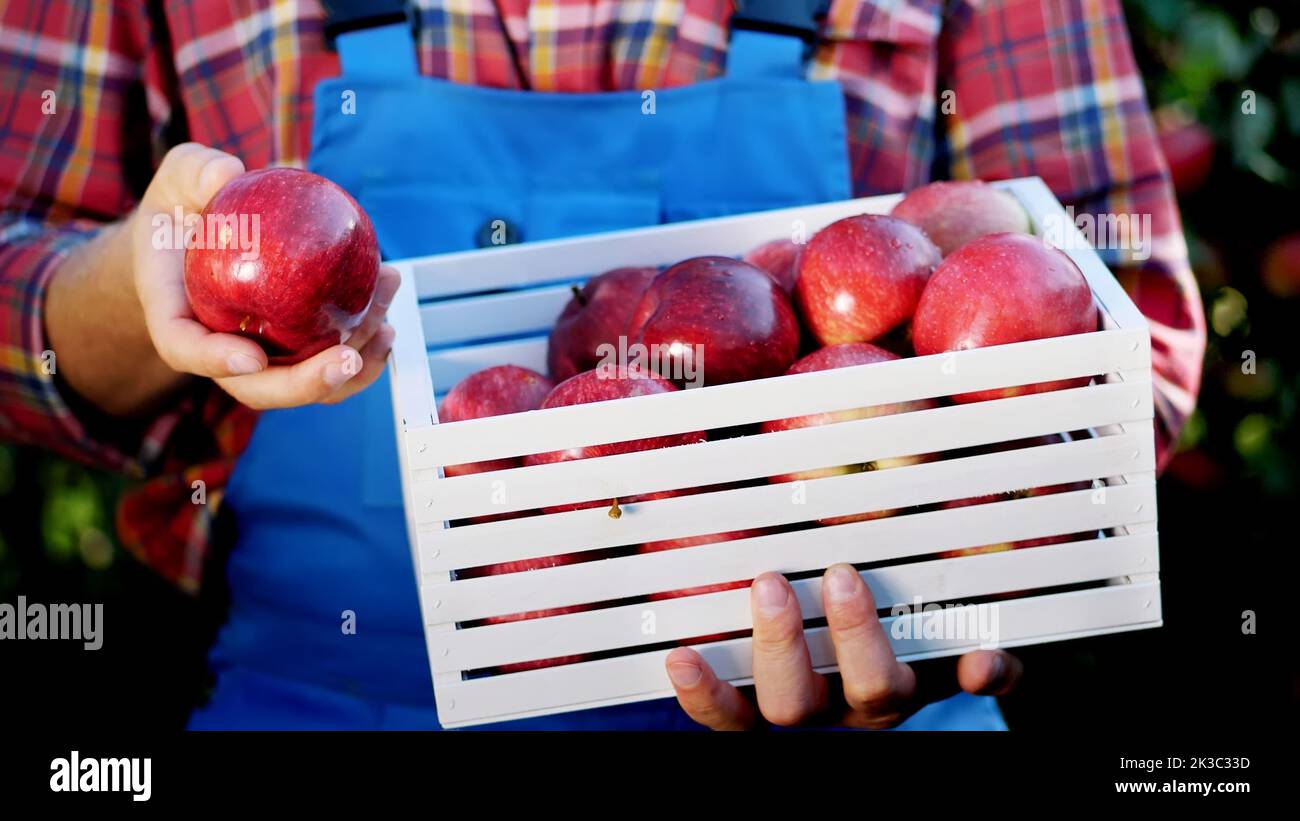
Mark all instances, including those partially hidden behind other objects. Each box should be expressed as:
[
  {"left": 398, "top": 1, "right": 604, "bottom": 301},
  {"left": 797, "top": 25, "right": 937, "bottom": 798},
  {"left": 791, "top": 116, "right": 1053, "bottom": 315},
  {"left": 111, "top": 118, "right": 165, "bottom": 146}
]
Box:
[
  {"left": 890, "top": 180, "right": 1030, "bottom": 257},
  {"left": 627, "top": 257, "right": 800, "bottom": 386},
  {"left": 759, "top": 343, "right": 938, "bottom": 524},
  {"left": 521, "top": 366, "right": 706, "bottom": 512},
  {"left": 547, "top": 266, "right": 658, "bottom": 382},
  {"left": 183, "top": 167, "right": 380, "bottom": 364},
  {"left": 439, "top": 365, "right": 554, "bottom": 477},
  {"left": 795, "top": 214, "right": 941, "bottom": 346},
  {"left": 912, "top": 233, "right": 1098, "bottom": 403},
  {"left": 743, "top": 238, "right": 803, "bottom": 294}
]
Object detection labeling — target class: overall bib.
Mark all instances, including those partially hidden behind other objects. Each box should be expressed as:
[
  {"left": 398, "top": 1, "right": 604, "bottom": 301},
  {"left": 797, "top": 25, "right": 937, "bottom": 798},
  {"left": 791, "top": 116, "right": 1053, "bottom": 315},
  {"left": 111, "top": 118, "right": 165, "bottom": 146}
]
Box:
[{"left": 188, "top": 15, "right": 1006, "bottom": 731}]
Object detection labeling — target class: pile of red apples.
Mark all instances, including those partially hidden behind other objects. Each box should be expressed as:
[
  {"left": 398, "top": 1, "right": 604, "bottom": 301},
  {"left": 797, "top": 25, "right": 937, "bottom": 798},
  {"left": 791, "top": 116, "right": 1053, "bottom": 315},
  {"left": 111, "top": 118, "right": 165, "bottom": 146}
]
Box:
[{"left": 441, "top": 180, "right": 1100, "bottom": 672}]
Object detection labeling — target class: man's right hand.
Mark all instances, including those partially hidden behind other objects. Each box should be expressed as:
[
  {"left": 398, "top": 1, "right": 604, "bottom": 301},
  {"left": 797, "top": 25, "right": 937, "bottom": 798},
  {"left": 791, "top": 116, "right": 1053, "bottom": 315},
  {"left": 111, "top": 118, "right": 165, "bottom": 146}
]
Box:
[{"left": 128, "top": 143, "right": 399, "bottom": 410}]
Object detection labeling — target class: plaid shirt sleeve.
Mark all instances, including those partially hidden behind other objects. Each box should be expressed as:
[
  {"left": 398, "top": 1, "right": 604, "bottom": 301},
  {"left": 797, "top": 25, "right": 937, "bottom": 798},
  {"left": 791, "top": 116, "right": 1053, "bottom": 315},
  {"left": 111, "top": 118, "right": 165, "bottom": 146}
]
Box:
[
  {"left": 937, "top": 0, "right": 1206, "bottom": 469},
  {"left": 0, "top": 1, "right": 257, "bottom": 593}
]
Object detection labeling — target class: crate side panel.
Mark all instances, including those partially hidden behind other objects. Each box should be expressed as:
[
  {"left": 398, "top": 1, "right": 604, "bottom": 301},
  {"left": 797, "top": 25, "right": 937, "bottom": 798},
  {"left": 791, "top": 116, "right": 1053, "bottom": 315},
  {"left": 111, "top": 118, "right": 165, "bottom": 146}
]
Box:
[{"left": 434, "top": 582, "right": 1160, "bottom": 726}]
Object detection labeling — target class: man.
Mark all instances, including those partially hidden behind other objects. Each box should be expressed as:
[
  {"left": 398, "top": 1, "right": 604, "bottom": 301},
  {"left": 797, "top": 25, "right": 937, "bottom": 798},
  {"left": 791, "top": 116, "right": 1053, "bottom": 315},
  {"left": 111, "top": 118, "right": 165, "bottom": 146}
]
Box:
[{"left": 0, "top": 0, "right": 1203, "bottom": 730}]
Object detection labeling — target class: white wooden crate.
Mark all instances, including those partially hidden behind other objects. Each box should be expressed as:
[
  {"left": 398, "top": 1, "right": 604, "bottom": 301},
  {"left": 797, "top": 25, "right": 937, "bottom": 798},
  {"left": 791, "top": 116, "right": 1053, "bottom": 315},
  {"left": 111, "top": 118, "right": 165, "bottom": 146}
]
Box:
[{"left": 385, "top": 177, "right": 1160, "bottom": 727}]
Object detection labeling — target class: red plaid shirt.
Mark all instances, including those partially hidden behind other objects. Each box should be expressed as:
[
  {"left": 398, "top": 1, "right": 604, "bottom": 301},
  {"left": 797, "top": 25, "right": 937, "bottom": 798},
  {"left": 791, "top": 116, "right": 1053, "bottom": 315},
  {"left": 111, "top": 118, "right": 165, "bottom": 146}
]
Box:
[{"left": 0, "top": 0, "right": 1205, "bottom": 594}]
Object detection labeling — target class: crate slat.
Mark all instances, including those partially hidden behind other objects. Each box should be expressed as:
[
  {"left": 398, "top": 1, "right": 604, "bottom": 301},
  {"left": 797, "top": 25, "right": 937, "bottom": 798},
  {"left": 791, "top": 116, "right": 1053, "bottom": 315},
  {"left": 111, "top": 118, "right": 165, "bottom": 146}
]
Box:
[
  {"left": 422, "top": 285, "right": 572, "bottom": 348},
  {"left": 431, "top": 531, "right": 1157, "bottom": 672},
  {"left": 405, "top": 196, "right": 903, "bottom": 299},
  {"left": 412, "top": 378, "right": 1151, "bottom": 522},
  {"left": 423, "top": 480, "right": 1155, "bottom": 624},
  {"left": 432, "top": 581, "right": 1161, "bottom": 726},
  {"left": 409, "top": 328, "right": 1148, "bottom": 469},
  {"left": 417, "top": 427, "right": 1152, "bottom": 574}
]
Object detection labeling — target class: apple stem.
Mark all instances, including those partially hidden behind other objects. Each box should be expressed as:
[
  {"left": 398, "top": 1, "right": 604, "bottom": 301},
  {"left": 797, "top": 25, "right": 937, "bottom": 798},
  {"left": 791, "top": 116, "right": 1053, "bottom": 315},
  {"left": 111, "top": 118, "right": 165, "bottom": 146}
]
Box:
[
  {"left": 570, "top": 284, "right": 588, "bottom": 306},
  {"left": 608, "top": 497, "right": 622, "bottom": 519},
  {"left": 239, "top": 315, "right": 251, "bottom": 333}
]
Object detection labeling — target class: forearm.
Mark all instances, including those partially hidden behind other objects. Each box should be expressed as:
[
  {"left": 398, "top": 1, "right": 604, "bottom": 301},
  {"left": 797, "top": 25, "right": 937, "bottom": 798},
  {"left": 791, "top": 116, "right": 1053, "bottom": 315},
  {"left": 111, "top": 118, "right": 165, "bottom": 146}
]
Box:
[{"left": 43, "top": 213, "right": 191, "bottom": 418}]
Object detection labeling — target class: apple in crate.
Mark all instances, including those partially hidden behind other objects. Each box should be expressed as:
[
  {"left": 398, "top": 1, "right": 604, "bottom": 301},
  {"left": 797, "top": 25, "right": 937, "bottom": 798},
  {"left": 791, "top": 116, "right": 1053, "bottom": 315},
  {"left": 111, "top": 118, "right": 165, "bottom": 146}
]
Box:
[
  {"left": 439, "top": 365, "right": 554, "bottom": 477},
  {"left": 743, "top": 238, "right": 802, "bottom": 294},
  {"left": 912, "top": 233, "right": 1098, "bottom": 403},
  {"left": 795, "top": 215, "right": 940, "bottom": 346},
  {"left": 457, "top": 553, "right": 593, "bottom": 674},
  {"left": 628, "top": 257, "right": 800, "bottom": 386},
  {"left": 936, "top": 436, "right": 1091, "bottom": 558},
  {"left": 521, "top": 365, "right": 706, "bottom": 512},
  {"left": 890, "top": 180, "right": 1030, "bottom": 257},
  {"left": 760, "top": 343, "right": 937, "bottom": 524},
  {"left": 183, "top": 167, "right": 380, "bottom": 364},
  {"left": 547, "top": 266, "right": 658, "bottom": 382},
  {"left": 640, "top": 528, "right": 769, "bottom": 645}
]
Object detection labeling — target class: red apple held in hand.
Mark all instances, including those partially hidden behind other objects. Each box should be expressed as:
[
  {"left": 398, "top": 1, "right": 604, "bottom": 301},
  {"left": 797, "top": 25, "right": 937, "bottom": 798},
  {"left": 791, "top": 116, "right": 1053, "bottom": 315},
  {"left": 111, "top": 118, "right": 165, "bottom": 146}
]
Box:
[
  {"left": 743, "top": 238, "right": 803, "bottom": 295},
  {"left": 759, "top": 343, "right": 938, "bottom": 524},
  {"left": 521, "top": 366, "right": 706, "bottom": 512},
  {"left": 912, "top": 233, "right": 1098, "bottom": 403},
  {"left": 439, "top": 365, "right": 554, "bottom": 477},
  {"left": 627, "top": 257, "right": 800, "bottom": 386},
  {"left": 890, "top": 180, "right": 1030, "bottom": 257},
  {"left": 795, "top": 214, "right": 941, "bottom": 346},
  {"left": 547, "top": 266, "right": 658, "bottom": 382},
  {"left": 184, "top": 167, "right": 380, "bottom": 364}
]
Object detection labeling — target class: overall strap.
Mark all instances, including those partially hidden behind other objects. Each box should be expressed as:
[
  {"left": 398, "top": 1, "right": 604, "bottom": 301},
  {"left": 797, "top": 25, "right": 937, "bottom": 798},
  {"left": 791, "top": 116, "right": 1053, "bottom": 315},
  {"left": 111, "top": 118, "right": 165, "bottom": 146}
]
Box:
[
  {"left": 322, "top": 0, "right": 419, "bottom": 79},
  {"left": 726, "top": 0, "right": 830, "bottom": 79}
]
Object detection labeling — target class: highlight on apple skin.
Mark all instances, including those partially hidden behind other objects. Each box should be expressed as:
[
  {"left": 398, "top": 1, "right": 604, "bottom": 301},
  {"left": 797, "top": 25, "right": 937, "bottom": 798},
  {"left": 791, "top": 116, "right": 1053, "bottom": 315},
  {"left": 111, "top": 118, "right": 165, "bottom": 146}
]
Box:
[
  {"left": 628, "top": 256, "right": 801, "bottom": 387},
  {"left": 795, "top": 214, "right": 941, "bottom": 347},
  {"left": 183, "top": 167, "right": 380, "bottom": 365}
]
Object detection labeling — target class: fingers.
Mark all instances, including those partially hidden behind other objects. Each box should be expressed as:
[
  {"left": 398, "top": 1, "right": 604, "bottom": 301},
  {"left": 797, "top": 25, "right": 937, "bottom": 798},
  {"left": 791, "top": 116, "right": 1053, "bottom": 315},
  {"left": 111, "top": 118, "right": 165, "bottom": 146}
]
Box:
[
  {"left": 151, "top": 317, "right": 271, "bottom": 378},
  {"left": 665, "top": 647, "right": 759, "bottom": 731},
  {"left": 322, "top": 323, "right": 395, "bottom": 404},
  {"left": 144, "top": 142, "right": 246, "bottom": 213},
  {"left": 749, "top": 572, "right": 829, "bottom": 726},
  {"left": 215, "top": 344, "right": 364, "bottom": 409},
  {"left": 345, "top": 266, "right": 401, "bottom": 351},
  {"left": 821, "top": 564, "right": 917, "bottom": 727},
  {"left": 957, "top": 650, "right": 1023, "bottom": 697}
]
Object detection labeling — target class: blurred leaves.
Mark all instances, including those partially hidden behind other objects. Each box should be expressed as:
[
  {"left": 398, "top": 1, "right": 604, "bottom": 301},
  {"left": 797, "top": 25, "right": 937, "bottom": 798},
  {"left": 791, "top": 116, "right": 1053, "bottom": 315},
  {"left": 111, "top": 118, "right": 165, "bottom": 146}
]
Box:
[
  {"left": 1126, "top": 0, "right": 1299, "bottom": 500},
  {"left": 1128, "top": 0, "right": 1297, "bottom": 187}
]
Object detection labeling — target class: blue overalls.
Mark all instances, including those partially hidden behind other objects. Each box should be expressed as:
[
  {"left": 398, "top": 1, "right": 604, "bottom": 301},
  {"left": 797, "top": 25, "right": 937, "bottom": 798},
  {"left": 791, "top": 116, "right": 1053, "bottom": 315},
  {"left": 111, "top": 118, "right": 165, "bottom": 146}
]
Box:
[{"left": 187, "top": 14, "right": 1007, "bottom": 731}]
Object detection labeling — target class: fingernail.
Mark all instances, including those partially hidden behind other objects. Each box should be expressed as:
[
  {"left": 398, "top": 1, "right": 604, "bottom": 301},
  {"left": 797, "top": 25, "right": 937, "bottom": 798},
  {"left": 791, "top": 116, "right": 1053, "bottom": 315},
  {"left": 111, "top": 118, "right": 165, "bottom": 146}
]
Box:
[
  {"left": 754, "top": 574, "right": 789, "bottom": 616},
  {"left": 324, "top": 350, "right": 361, "bottom": 387},
  {"left": 667, "top": 661, "right": 703, "bottom": 689},
  {"left": 226, "top": 352, "right": 262, "bottom": 375},
  {"left": 375, "top": 274, "right": 400, "bottom": 308},
  {"left": 826, "top": 564, "right": 859, "bottom": 604}
]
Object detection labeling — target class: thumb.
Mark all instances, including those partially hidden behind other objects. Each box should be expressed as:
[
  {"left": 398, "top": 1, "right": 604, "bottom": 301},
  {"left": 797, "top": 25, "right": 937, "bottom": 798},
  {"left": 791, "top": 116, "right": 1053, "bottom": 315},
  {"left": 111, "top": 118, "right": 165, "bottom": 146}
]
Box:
[{"left": 143, "top": 142, "right": 246, "bottom": 214}]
